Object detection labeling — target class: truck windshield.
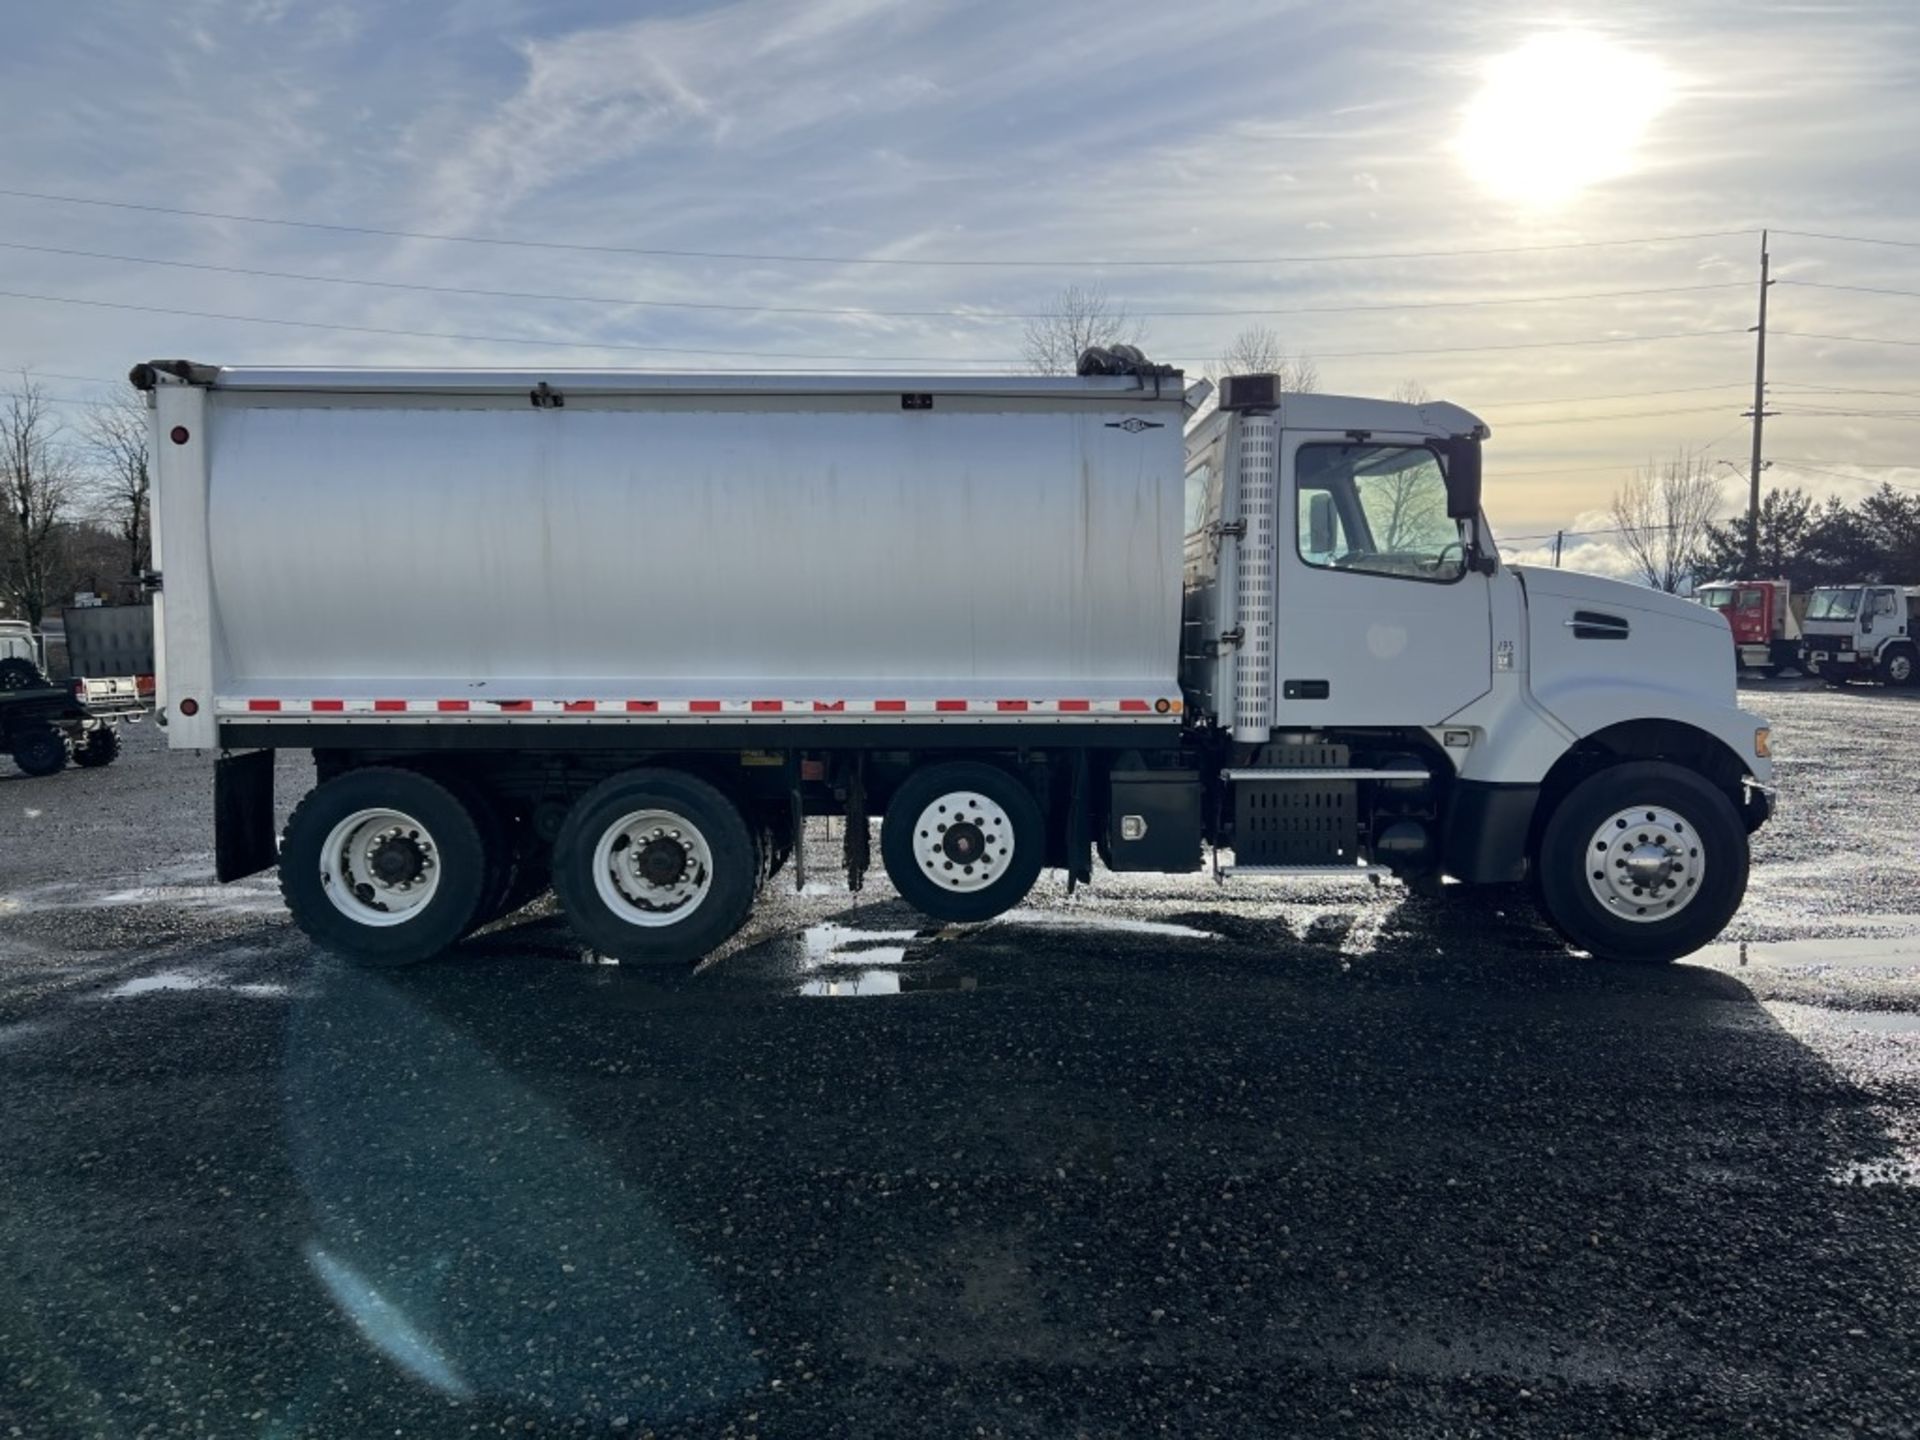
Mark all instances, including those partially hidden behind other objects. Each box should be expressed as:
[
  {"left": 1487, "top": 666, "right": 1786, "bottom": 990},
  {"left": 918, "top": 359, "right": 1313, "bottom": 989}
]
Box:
[
  {"left": 1696, "top": 587, "right": 1732, "bottom": 608},
  {"left": 1808, "top": 588, "right": 1862, "bottom": 620}
]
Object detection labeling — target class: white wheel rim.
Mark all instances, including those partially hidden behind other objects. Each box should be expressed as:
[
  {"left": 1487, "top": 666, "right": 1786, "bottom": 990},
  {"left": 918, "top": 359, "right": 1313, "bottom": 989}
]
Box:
[
  {"left": 321, "top": 807, "right": 442, "bottom": 927},
  {"left": 1584, "top": 803, "right": 1706, "bottom": 924},
  {"left": 1892, "top": 655, "right": 1912, "bottom": 682},
  {"left": 591, "top": 808, "right": 714, "bottom": 927},
  {"left": 912, "top": 790, "right": 1014, "bottom": 893}
]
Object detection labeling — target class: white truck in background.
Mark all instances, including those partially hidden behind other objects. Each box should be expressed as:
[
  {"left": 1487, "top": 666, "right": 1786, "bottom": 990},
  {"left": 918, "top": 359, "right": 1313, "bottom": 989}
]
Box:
[
  {"left": 1800, "top": 584, "right": 1920, "bottom": 685},
  {"left": 134, "top": 354, "right": 1773, "bottom": 969}
]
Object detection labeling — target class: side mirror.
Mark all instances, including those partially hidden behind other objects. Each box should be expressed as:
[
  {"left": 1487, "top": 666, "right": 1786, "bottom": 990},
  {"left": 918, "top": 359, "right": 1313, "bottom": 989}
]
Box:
[
  {"left": 1306, "top": 492, "right": 1336, "bottom": 555},
  {"left": 1441, "top": 436, "right": 1483, "bottom": 521}
]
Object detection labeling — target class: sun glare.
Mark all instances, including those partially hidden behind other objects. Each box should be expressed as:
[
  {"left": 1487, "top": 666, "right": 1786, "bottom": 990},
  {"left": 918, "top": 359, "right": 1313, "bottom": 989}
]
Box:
[{"left": 1455, "top": 32, "right": 1673, "bottom": 208}]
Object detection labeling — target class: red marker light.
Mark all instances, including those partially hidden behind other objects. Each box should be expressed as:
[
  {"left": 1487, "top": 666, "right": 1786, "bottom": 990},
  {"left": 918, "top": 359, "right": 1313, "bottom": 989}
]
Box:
[
  {"left": 178, "top": 697, "right": 199, "bottom": 716},
  {"left": 170, "top": 425, "right": 190, "bottom": 445}
]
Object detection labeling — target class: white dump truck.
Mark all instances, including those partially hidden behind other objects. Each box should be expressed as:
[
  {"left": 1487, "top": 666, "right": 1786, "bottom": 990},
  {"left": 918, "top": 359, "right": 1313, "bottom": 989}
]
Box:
[{"left": 133, "top": 354, "right": 1773, "bottom": 968}]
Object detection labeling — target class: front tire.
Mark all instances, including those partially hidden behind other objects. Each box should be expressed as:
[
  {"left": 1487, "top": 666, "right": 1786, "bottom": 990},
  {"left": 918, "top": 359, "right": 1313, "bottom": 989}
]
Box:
[
  {"left": 880, "top": 761, "right": 1045, "bottom": 924},
  {"left": 280, "top": 767, "right": 489, "bottom": 966},
  {"left": 552, "top": 769, "right": 757, "bottom": 967},
  {"left": 1535, "top": 761, "right": 1747, "bottom": 964},
  {"left": 1878, "top": 645, "right": 1916, "bottom": 687}
]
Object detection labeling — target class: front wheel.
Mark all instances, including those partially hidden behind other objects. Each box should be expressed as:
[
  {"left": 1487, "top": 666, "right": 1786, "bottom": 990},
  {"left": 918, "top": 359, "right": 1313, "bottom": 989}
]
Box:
[
  {"left": 880, "top": 761, "right": 1045, "bottom": 924},
  {"left": 551, "top": 769, "right": 757, "bottom": 967},
  {"left": 1535, "top": 761, "right": 1747, "bottom": 964},
  {"left": 1878, "top": 645, "right": 1916, "bottom": 687}
]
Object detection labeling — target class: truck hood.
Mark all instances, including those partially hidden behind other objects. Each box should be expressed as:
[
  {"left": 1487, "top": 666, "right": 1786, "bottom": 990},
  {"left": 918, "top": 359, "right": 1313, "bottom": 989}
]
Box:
[
  {"left": 1511, "top": 565, "right": 1767, "bottom": 784},
  {"left": 1509, "top": 566, "right": 1730, "bottom": 634}
]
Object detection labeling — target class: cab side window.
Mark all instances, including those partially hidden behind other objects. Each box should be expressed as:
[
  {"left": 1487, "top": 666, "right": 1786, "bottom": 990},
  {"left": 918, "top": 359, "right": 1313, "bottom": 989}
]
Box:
[{"left": 1294, "top": 443, "right": 1466, "bottom": 583}]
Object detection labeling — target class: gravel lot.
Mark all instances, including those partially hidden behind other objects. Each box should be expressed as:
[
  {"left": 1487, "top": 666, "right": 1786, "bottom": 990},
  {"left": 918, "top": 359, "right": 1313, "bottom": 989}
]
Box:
[{"left": 3, "top": 681, "right": 1918, "bottom": 1438}]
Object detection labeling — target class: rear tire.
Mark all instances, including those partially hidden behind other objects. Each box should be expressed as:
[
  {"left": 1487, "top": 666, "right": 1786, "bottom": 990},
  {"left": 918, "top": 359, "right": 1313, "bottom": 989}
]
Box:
[
  {"left": 1535, "top": 761, "right": 1746, "bottom": 964},
  {"left": 280, "top": 767, "right": 488, "bottom": 967},
  {"left": 72, "top": 724, "right": 120, "bottom": 768},
  {"left": 10, "top": 726, "right": 67, "bottom": 777},
  {"left": 552, "top": 768, "right": 756, "bottom": 967},
  {"left": 881, "top": 761, "right": 1045, "bottom": 924}
]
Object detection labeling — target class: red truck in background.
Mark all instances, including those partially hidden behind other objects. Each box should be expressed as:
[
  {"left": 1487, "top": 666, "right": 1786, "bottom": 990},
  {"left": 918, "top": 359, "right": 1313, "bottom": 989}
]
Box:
[{"left": 1695, "top": 579, "right": 1805, "bottom": 675}]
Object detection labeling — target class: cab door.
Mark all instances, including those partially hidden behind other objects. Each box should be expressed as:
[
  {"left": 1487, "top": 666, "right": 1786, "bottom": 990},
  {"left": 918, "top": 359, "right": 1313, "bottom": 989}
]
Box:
[{"left": 1268, "top": 433, "right": 1493, "bottom": 726}]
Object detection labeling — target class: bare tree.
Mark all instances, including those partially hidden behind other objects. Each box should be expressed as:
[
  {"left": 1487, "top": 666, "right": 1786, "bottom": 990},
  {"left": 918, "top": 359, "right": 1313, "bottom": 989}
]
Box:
[
  {"left": 1389, "top": 379, "right": 1431, "bottom": 405},
  {"left": 1021, "top": 285, "right": 1144, "bottom": 375},
  {"left": 87, "top": 391, "right": 151, "bottom": 590},
  {"left": 0, "top": 375, "right": 78, "bottom": 627},
  {"left": 1206, "top": 324, "right": 1319, "bottom": 393},
  {"left": 1609, "top": 451, "right": 1722, "bottom": 593}
]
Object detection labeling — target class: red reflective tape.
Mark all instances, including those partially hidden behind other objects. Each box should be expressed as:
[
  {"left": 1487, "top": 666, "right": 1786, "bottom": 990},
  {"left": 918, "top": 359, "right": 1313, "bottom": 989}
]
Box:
[
  {"left": 499, "top": 699, "right": 533, "bottom": 712},
  {"left": 935, "top": 699, "right": 967, "bottom": 712},
  {"left": 1119, "top": 699, "right": 1151, "bottom": 712},
  {"left": 996, "top": 699, "right": 1029, "bottom": 712},
  {"left": 813, "top": 700, "right": 845, "bottom": 713},
  {"left": 690, "top": 700, "right": 721, "bottom": 713},
  {"left": 751, "top": 699, "right": 783, "bottom": 713},
  {"left": 247, "top": 699, "right": 281, "bottom": 712},
  {"left": 373, "top": 699, "right": 406, "bottom": 713},
  {"left": 1058, "top": 699, "right": 1091, "bottom": 712},
  {"left": 437, "top": 699, "right": 470, "bottom": 713},
  {"left": 563, "top": 700, "right": 595, "bottom": 713},
  {"left": 626, "top": 700, "right": 658, "bottom": 713},
  {"left": 875, "top": 700, "right": 906, "bottom": 713},
  {"left": 312, "top": 699, "right": 344, "bottom": 713}
]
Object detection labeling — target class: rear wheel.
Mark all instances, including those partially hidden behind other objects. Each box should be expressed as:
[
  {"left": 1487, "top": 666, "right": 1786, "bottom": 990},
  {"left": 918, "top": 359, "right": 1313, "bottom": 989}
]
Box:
[
  {"left": 280, "top": 767, "right": 488, "bottom": 966},
  {"left": 881, "top": 761, "right": 1045, "bottom": 924},
  {"left": 72, "top": 724, "right": 120, "bottom": 768},
  {"left": 10, "top": 726, "right": 67, "bottom": 777},
  {"left": 552, "top": 769, "right": 756, "bottom": 967},
  {"left": 1535, "top": 761, "right": 1746, "bottom": 964}
]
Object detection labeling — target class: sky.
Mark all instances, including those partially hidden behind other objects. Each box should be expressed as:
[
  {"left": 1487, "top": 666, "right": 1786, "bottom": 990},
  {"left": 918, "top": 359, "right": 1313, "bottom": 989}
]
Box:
[{"left": 3, "top": 0, "right": 1918, "bottom": 577}]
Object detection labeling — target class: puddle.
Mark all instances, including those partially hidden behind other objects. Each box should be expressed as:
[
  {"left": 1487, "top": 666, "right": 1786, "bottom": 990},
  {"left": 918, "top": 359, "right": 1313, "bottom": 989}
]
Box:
[
  {"left": 801, "top": 923, "right": 920, "bottom": 970},
  {"left": 1831, "top": 1157, "right": 1920, "bottom": 1188},
  {"left": 0, "top": 1020, "right": 53, "bottom": 1050},
  {"left": 1699, "top": 934, "right": 1920, "bottom": 970},
  {"left": 100, "top": 970, "right": 290, "bottom": 1000},
  {"left": 798, "top": 970, "right": 978, "bottom": 999},
  {"left": 998, "top": 909, "right": 1219, "bottom": 941}
]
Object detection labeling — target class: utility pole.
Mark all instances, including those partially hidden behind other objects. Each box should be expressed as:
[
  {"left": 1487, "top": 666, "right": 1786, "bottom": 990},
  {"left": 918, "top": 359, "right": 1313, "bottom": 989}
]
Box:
[
  {"left": 1552, "top": 530, "right": 1563, "bottom": 568},
  {"left": 1743, "top": 229, "right": 1775, "bottom": 575}
]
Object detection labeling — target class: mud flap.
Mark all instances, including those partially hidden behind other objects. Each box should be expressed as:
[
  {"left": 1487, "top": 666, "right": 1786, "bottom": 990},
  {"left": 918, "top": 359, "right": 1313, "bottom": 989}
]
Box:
[{"left": 215, "top": 748, "right": 277, "bottom": 882}]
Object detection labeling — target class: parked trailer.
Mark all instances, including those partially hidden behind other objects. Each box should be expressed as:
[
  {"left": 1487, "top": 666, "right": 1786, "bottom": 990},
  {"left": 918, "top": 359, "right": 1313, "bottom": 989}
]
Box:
[
  {"left": 135, "top": 356, "right": 1773, "bottom": 967},
  {"left": 1800, "top": 584, "right": 1920, "bottom": 685}
]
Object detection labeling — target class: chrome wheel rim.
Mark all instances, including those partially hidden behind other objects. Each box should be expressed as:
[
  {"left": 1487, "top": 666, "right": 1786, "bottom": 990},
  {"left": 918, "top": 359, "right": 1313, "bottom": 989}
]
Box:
[
  {"left": 1584, "top": 804, "right": 1705, "bottom": 923},
  {"left": 321, "top": 807, "right": 441, "bottom": 926},
  {"left": 912, "top": 791, "right": 1013, "bottom": 893},
  {"left": 592, "top": 808, "right": 714, "bottom": 927}
]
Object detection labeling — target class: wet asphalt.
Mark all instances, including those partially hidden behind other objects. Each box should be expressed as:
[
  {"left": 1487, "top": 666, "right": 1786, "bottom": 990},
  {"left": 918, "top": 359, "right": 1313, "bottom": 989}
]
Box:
[{"left": 2, "top": 682, "right": 1919, "bottom": 1438}]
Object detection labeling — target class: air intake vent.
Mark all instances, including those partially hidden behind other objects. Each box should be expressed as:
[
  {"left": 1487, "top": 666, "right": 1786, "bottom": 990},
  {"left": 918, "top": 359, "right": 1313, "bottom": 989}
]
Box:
[
  {"left": 1569, "top": 610, "right": 1631, "bottom": 640},
  {"left": 1219, "top": 373, "right": 1279, "bottom": 411}
]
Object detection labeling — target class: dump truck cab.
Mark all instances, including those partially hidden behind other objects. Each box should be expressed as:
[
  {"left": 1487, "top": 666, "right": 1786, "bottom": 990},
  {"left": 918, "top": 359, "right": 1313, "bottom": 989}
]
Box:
[{"left": 1802, "top": 584, "right": 1920, "bottom": 685}]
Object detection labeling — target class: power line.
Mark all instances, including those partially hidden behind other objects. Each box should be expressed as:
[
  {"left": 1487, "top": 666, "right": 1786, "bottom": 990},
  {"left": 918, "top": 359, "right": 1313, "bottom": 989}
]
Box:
[
  {"left": 0, "top": 240, "right": 1751, "bottom": 320},
  {"left": 1775, "top": 382, "right": 1920, "bottom": 402},
  {"left": 1774, "top": 328, "right": 1920, "bottom": 350},
  {"left": 0, "top": 287, "right": 1751, "bottom": 364},
  {"left": 0, "top": 186, "right": 1758, "bottom": 268},
  {"left": 1772, "top": 227, "right": 1920, "bottom": 251},
  {"left": 1480, "top": 382, "right": 1748, "bottom": 409},
  {"left": 1496, "top": 404, "right": 1738, "bottom": 429},
  {"left": 1778, "top": 279, "right": 1920, "bottom": 302}
]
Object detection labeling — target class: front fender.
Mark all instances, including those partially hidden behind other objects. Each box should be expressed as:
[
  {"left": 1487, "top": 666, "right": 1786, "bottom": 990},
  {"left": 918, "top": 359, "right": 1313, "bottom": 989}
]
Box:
[{"left": 1531, "top": 677, "right": 1773, "bottom": 785}]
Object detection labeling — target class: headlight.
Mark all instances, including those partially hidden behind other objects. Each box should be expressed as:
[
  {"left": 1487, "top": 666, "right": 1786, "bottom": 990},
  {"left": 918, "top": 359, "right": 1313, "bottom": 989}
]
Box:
[{"left": 1754, "top": 727, "right": 1772, "bottom": 759}]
